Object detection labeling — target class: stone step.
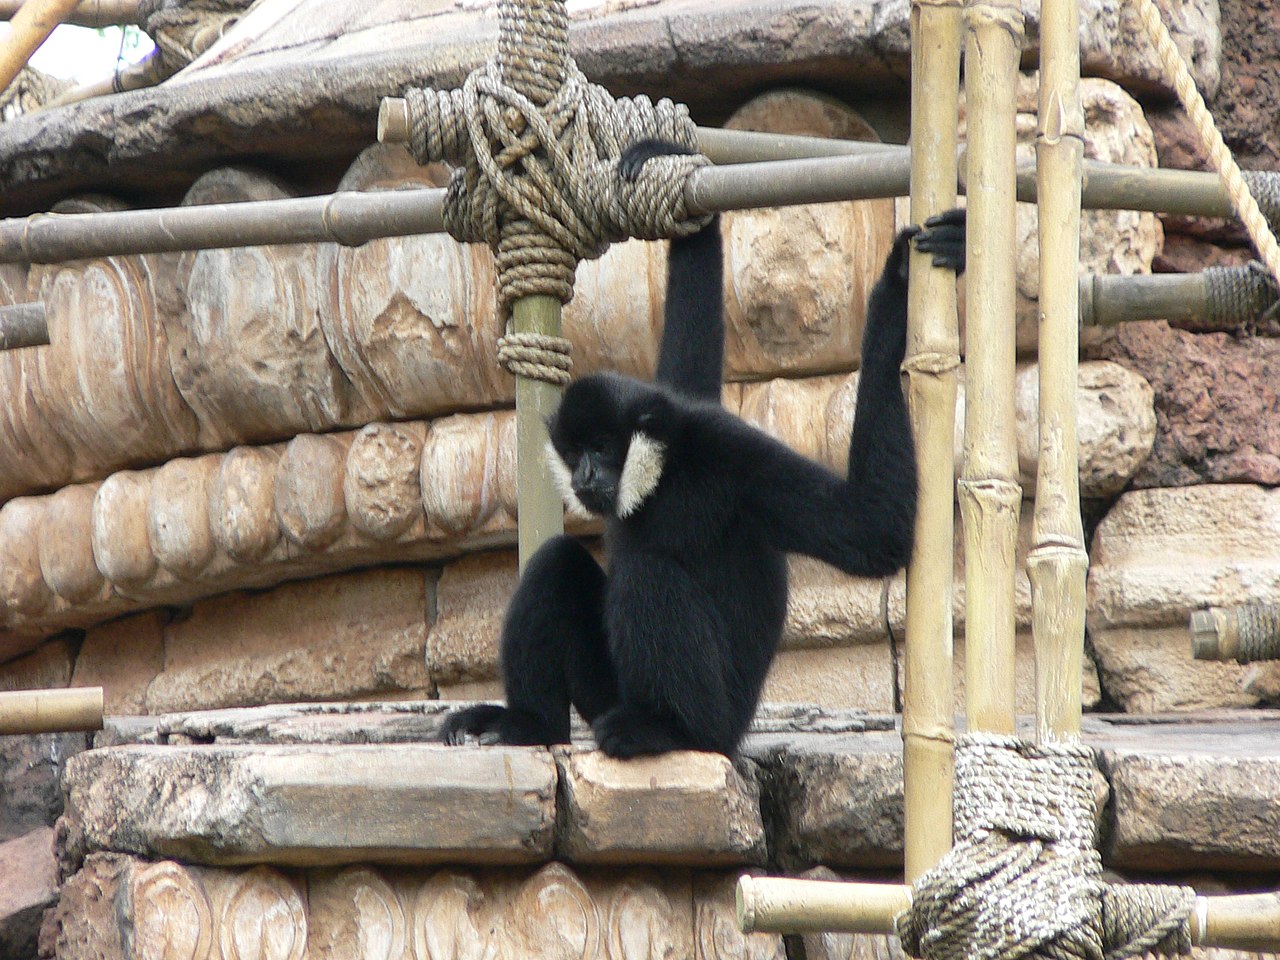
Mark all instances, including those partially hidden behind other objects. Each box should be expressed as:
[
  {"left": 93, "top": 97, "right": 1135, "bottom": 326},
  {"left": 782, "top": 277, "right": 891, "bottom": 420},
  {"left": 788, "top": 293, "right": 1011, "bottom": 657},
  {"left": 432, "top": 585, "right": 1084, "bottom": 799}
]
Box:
[{"left": 58, "top": 702, "right": 1280, "bottom": 874}]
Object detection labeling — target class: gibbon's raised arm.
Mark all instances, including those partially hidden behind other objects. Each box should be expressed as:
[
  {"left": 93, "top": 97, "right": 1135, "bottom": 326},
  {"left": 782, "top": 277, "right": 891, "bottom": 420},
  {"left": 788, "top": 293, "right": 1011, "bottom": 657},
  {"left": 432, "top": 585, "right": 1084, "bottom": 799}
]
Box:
[{"left": 655, "top": 217, "right": 724, "bottom": 402}]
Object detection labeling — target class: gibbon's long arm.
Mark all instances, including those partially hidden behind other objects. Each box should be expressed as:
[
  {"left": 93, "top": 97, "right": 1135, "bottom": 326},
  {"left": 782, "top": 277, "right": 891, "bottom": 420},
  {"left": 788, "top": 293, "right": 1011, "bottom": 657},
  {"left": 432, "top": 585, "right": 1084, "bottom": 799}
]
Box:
[
  {"left": 655, "top": 218, "right": 724, "bottom": 402},
  {"left": 740, "top": 213, "right": 964, "bottom": 578}
]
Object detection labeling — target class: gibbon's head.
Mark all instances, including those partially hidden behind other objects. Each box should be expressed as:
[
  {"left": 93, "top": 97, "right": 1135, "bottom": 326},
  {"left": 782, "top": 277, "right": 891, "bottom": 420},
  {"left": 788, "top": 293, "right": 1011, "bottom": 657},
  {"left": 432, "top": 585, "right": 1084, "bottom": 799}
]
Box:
[{"left": 546, "top": 372, "right": 671, "bottom": 519}]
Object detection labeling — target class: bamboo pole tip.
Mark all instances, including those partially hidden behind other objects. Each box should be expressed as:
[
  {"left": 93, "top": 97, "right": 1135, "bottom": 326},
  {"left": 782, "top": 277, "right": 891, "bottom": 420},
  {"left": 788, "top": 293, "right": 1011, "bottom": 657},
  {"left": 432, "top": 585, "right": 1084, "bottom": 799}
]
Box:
[
  {"left": 1190, "top": 608, "right": 1226, "bottom": 660},
  {"left": 378, "top": 98, "right": 411, "bottom": 145},
  {"left": 735, "top": 875, "right": 758, "bottom": 933}
]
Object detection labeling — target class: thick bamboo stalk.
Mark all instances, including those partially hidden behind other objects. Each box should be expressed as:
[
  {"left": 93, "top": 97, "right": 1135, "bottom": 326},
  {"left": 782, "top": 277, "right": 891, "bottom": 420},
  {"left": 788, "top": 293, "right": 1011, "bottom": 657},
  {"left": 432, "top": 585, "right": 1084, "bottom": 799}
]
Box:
[
  {"left": 0, "top": 686, "right": 103, "bottom": 734},
  {"left": 959, "top": 0, "right": 1023, "bottom": 736},
  {"left": 0, "top": 0, "right": 82, "bottom": 94},
  {"left": 0, "top": 300, "right": 49, "bottom": 349},
  {"left": 901, "top": 0, "right": 962, "bottom": 883},
  {"left": 1028, "top": 0, "right": 1087, "bottom": 743},
  {"left": 0, "top": 0, "right": 141, "bottom": 26},
  {"left": 1080, "top": 268, "right": 1278, "bottom": 331},
  {"left": 513, "top": 295, "right": 565, "bottom": 570},
  {"left": 1191, "top": 603, "right": 1280, "bottom": 662}
]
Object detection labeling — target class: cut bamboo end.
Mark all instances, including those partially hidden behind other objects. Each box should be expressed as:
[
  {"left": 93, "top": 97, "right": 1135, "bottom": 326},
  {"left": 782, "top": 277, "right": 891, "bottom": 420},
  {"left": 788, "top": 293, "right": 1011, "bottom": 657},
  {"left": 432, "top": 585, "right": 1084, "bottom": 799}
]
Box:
[
  {"left": 0, "top": 300, "right": 49, "bottom": 349},
  {"left": 1196, "top": 893, "right": 1280, "bottom": 951},
  {"left": 378, "top": 97, "right": 411, "bottom": 145},
  {"left": 0, "top": 686, "right": 103, "bottom": 735},
  {"left": 736, "top": 877, "right": 910, "bottom": 934}
]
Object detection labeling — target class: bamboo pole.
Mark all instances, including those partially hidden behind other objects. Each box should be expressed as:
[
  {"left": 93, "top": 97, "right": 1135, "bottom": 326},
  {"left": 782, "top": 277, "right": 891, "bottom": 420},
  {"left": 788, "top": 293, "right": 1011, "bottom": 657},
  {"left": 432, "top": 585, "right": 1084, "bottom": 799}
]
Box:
[
  {"left": 901, "top": 0, "right": 962, "bottom": 883},
  {"left": 0, "top": 686, "right": 103, "bottom": 734},
  {"left": 0, "top": 0, "right": 141, "bottom": 26},
  {"left": 513, "top": 295, "right": 564, "bottom": 570},
  {"left": 41, "top": 48, "right": 166, "bottom": 109},
  {"left": 0, "top": 0, "right": 82, "bottom": 94},
  {"left": 1028, "top": 0, "right": 1087, "bottom": 743},
  {"left": 959, "top": 0, "right": 1023, "bottom": 736},
  {"left": 0, "top": 300, "right": 48, "bottom": 349},
  {"left": 1079, "top": 267, "right": 1278, "bottom": 331}
]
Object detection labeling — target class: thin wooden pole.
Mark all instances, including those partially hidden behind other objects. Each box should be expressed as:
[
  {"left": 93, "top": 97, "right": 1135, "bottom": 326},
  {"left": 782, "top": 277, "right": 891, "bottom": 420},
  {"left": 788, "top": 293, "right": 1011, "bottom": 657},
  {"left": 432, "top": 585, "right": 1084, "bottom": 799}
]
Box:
[
  {"left": 959, "top": 0, "right": 1023, "bottom": 736},
  {"left": 0, "top": 0, "right": 141, "bottom": 26},
  {"left": 901, "top": 0, "right": 962, "bottom": 883},
  {"left": 0, "top": 300, "right": 48, "bottom": 349},
  {"left": 41, "top": 48, "right": 166, "bottom": 109},
  {"left": 0, "top": 0, "right": 82, "bottom": 94},
  {"left": 1029, "top": 0, "right": 1087, "bottom": 742}
]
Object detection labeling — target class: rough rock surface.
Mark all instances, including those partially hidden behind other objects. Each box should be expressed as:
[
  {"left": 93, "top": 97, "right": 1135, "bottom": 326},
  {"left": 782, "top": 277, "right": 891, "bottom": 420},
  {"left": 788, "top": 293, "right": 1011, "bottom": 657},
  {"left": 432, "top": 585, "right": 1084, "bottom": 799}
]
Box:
[
  {"left": 0, "top": 828, "right": 57, "bottom": 960},
  {"left": 0, "top": 733, "right": 89, "bottom": 844},
  {"left": 1086, "top": 322, "right": 1280, "bottom": 488}
]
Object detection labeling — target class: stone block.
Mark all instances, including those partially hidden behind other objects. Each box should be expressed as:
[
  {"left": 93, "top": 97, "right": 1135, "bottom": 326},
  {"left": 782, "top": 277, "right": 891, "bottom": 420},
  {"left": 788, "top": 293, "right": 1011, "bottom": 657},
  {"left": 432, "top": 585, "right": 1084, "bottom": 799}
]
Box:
[
  {"left": 1102, "top": 748, "right": 1280, "bottom": 872},
  {"left": 0, "top": 732, "right": 89, "bottom": 844},
  {"left": 0, "top": 828, "right": 57, "bottom": 960},
  {"left": 1087, "top": 484, "right": 1280, "bottom": 711},
  {"left": 0, "top": 634, "right": 76, "bottom": 691},
  {"left": 61, "top": 743, "right": 557, "bottom": 867},
  {"left": 145, "top": 566, "right": 434, "bottom": 713},
  {"left": 71, "top": 610, "right": 165, "bottom": 715},
  {"left": 764, "top": 647, "right": 895, "bottom": 713},
  {"left": 750, "top": 732, "right": 905, "bottom": 870},
  {"left": 554, "top": 748, "right": 766, "bottom": 866}
]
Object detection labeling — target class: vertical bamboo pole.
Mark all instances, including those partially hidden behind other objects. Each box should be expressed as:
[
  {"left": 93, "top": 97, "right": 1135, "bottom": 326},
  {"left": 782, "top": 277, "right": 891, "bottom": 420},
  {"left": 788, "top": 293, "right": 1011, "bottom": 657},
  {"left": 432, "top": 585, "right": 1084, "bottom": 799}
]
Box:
[
  {"left": 513, "top": 295, "right": 565, "bottom": 570},
  {"left": 959, "top": 0, "right": 1024, "bottom": 735},
  {"left": 0, "top": 0, "right": 81, "bottom": 94},
  {"left": 1029, "top": 0, "right": 1087, "bottom": 741},
  {"left": 902, "top": 0, "right": 963, "bottom": 883}
]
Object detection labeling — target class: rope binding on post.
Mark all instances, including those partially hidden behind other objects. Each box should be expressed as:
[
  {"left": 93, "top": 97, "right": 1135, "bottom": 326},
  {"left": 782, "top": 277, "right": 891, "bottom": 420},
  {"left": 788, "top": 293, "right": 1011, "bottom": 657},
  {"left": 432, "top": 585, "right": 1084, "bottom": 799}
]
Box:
[
  {"left": 395, "top": 0, "right": 712, "bottom": 383},
  {"left": 898, "top": 734, "right": 1196, "bottom": 960}
]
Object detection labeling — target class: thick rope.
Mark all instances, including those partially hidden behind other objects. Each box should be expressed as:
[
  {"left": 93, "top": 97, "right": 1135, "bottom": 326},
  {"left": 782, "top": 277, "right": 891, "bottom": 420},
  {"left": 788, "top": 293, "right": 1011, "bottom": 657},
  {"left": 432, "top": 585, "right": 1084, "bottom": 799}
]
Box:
[
  {"left": 401, "top": 0, "right": 709, "bottom": 329},
  {"left": 898, "top": 734, "right": 1195, "bottom": 960},
  {"left": 1204, "top": 263, "right": 1280, "bottom": 330},
  {"left": 0, "top": 67, "right": 68, "bottom": 120},
  {"left": 137, "top": 0, "right": 252, "bottom": 75},
  {"left": 1132, "top": 0, "right": 1280, "bottom": 289},
  {"left": 496, "top": 332, "right": 572, "bottom": 385}
]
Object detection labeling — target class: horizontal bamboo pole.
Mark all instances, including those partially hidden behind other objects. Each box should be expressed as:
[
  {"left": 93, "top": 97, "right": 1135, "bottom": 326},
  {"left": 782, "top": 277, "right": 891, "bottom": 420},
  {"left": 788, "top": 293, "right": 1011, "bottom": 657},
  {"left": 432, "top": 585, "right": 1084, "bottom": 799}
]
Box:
[
  {"left": 0, "top": 0, "right": 141, "bottom": 26},
  {"left": 0, "top": 300, "right": 49, "bottom": 348},
  {"left": 2, "top": 122, "right": 1278, "bottom": 264},
  {"left": 42, "top": 48, "right": 166, "bottom": 109},
  {"left": 737, "top": 877, "right": 1280, "bottom": 951},
  {"left": 0, "top": 686, "right": 103, "bottom": 734},
  {"left": 0, "top": 0, "right": 82, "bottom": 94},
  {"left": 1191, "top": 603, "right": 1280, "bottom": 662},
  {"left": 1080, "top": 267, "right": 1277, "bottom": 330}
]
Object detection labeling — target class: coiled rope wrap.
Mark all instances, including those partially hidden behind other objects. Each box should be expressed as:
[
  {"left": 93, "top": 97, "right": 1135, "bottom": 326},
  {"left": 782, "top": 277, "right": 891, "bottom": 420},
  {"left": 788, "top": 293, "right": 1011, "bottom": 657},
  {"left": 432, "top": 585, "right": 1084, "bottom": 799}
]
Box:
[
  {"left": 898, "top": 734, "right": 1195, "bottom": 960},
  {"left": 1205, "top": 262, "right": 1280, "bottom": 329},
  {"left": 400, "top": 0, "right": 711, "bottom": 365}
]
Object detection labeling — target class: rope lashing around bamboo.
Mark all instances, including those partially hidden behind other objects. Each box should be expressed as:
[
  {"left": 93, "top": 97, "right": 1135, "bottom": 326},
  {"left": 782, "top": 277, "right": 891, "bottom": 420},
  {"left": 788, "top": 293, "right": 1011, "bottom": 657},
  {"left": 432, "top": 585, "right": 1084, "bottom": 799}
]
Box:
[
  {"left": 897, "top": 734, "right": 1195, "bottom": 960},
  {"left": 1191, "top": 602, "right": 1280, "bottom": 662},
  {"left": 398, "top": 0, "right": 712, "bottom": 342},
  {"left": 136, "top": 0, "right": 251, "bottom": 75},
  {"left": 1132, "top": 0, "right": 1280, "bottom": 289},
  {"left": 496, "top": 332, "right": 572, "bottom": 385}
]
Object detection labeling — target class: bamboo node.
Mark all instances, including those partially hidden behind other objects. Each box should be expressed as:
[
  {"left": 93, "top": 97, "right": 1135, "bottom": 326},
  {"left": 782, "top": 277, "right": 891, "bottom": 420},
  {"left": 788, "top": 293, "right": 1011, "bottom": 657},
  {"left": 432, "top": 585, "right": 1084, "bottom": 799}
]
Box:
[
  {"left": 899, "top": 734, "right": 1196, "bottom": 960},
  {"left": 962, "top": 4, "right": 1025, "bottom": 41},
  {"left": 903, "top": 351, "right": 961, "bottom": 376}
]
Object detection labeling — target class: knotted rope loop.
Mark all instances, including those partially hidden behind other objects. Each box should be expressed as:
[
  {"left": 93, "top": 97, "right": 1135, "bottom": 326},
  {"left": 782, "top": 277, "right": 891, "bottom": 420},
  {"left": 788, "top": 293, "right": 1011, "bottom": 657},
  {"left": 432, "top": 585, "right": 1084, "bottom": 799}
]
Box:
[
  {"left": 497, "top": 333, "right": 573, "bottom": 385},
  {"left": 898, "top": 734, "right": 1194, "bottom": 960}
]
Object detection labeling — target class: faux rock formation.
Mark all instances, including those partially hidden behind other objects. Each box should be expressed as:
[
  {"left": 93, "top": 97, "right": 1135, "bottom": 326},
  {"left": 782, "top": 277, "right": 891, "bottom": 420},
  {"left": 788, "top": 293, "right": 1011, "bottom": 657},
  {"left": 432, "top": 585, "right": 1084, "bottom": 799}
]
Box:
[
  {"left": 0, "top": 362, "right": 1153, "bottom": 660},
  {"left": 1086, "top": 484, "right": 1280, "bottom": 712}
]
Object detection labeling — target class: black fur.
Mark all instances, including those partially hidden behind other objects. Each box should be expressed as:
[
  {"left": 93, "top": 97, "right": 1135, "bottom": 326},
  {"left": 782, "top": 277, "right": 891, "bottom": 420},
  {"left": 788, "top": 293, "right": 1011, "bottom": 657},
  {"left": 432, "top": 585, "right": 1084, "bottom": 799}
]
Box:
[{"left": 442, "top": 143, "right": 967, "bottom": 758}]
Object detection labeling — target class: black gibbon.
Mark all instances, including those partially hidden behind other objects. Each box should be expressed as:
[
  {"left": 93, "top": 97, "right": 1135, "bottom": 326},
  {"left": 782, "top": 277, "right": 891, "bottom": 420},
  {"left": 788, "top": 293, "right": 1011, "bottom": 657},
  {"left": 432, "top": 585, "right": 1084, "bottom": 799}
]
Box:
[{"left": 442, "top": 140, "right": 967, "bottom": 758}]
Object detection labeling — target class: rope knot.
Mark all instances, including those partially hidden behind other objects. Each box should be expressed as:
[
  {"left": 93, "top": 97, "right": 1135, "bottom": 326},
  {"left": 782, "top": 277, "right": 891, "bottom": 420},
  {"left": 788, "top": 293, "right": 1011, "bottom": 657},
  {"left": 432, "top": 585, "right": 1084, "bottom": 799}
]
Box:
[
  {"left": 898, "top": 734, "right": 1195, "bottom": 960},
  {"left": 497, "top": 333, "right": 572, "bottom": 384},
  {"left": 399, "top": 0, "right": 703, "bottom": 323}
]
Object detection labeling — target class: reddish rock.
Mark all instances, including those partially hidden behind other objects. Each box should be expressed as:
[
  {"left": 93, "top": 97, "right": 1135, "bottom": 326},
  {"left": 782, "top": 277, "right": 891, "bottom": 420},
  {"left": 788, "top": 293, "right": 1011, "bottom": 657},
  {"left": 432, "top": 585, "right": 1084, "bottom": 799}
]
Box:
[
  {"left": 0, "top": 828, "right": 58, "bottom": 959},
  {"left": 1206, "top": 0, "right": 1280, "bottom": 171},
  {"left": 1153, "top": 235, "right": 1253, "bottom": 274},
  {"left": 1085, "top": 321, "right": 1280, "bottom": 488}
]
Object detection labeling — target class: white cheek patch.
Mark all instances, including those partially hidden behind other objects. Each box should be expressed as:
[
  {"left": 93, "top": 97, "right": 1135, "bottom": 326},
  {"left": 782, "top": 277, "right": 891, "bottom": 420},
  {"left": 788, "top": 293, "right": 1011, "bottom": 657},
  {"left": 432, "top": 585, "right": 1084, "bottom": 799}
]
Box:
[
  {"left": 544, "top": 440, "right": 589, "bottom": 517},
  {"left": 617, "top": 431, "right": 665, "bottom": 518}
]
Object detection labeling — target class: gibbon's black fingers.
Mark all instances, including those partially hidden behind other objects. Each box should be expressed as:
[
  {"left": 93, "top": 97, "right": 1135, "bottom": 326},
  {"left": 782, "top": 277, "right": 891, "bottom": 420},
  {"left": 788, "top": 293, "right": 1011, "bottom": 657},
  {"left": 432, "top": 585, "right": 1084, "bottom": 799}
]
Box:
[
  {"left": 923, "top": 207, "right": 966, "bottom": 229},
  {"left": 617, "top": 138, "right": 696, "bottom": 183},
  {"left": 914, "top": 221, "right": 966, "bottom": 275}
]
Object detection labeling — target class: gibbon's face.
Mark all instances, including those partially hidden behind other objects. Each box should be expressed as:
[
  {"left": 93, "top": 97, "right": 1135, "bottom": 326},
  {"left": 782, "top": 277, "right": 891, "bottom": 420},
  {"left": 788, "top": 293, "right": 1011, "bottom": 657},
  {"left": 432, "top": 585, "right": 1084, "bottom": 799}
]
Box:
[{"left": 546, "top": 374, "right": 668, "bottom": 519}]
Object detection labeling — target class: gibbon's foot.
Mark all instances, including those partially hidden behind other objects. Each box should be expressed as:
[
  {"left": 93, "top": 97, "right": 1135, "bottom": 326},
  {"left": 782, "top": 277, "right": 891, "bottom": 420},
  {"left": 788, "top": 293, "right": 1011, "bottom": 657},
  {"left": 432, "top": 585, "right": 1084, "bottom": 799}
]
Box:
[
  {"left": 617, "top": 138, "right": 696, "bottom": 183},
  {"left": 591, "top": 704, "right": 700, "bottom": 759},
  {"left": 439, "top": 704, "right": 564, "bottom": 747},
  {"left": 915, "top": 208, "right": 967, "bottom": 274}
]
